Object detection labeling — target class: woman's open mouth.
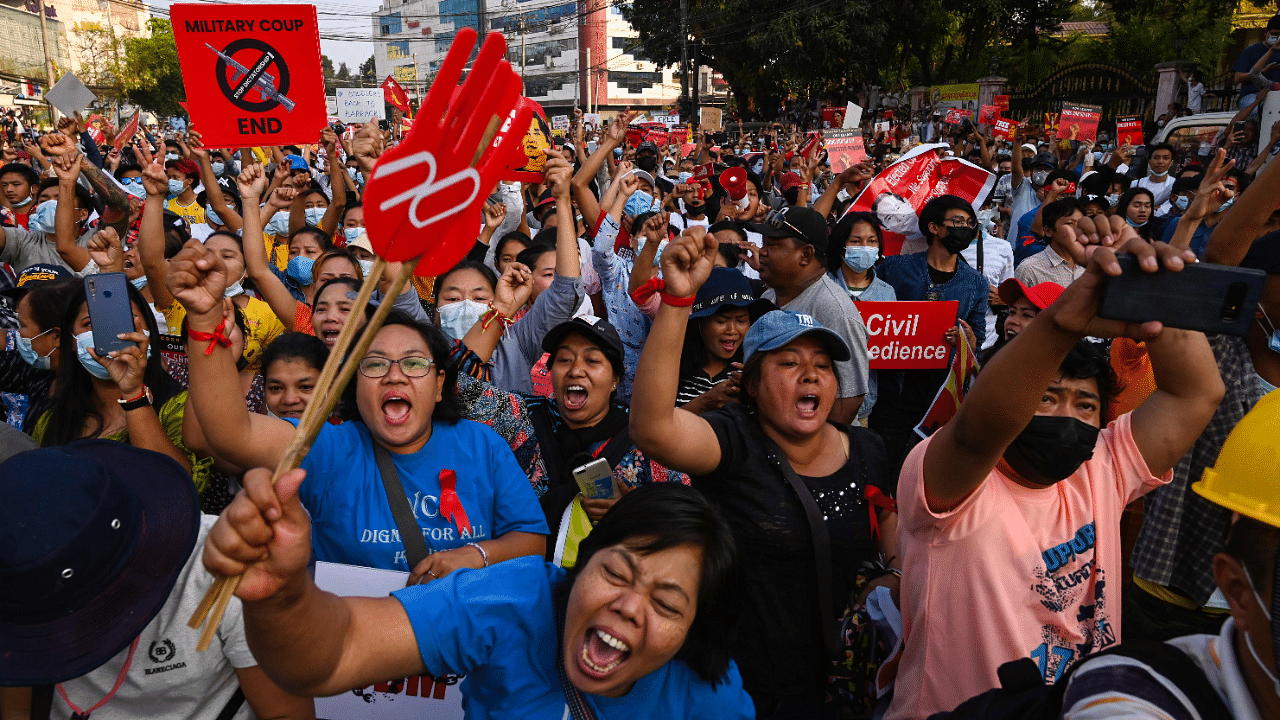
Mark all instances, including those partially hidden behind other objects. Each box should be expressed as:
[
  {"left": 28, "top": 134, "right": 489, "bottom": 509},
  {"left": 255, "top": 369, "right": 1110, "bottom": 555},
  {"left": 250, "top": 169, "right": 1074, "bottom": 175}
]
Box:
[
  {"left": 578, "top": 627, "right": 631, "bottom": 679},
  {"left": 321, "top": 327, "right": 341, "bottom": 346},
  {"left": 380, "top": 392, "right": 412, "bottom": 426},
  {"left": 796, "top": 394, "right": 820, "bottom": 418},
  {"left": 563, "top": 384, "right": 589, "bottom": 411}
]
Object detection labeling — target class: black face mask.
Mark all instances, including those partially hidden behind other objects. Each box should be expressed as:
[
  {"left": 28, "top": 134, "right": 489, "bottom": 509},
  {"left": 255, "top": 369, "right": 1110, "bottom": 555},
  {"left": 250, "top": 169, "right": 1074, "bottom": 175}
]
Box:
[
  {"left": 938, "top": 225, "right": 977, "bottom": 254},
  {"left": 636, "top": 155, "right": 658, "bottom": 173},
  {"left": 1002, "top": 415, "right": 1101, "bottom": 485}
]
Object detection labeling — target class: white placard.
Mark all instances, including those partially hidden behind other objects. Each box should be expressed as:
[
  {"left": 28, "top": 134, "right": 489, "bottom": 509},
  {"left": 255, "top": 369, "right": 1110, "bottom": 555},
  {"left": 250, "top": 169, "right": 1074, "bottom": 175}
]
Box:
[
  {"left": 844, "top": 102, "right": 863, "bottom": 130},
  {"left": 313, "top": 562, "right": 466, "bottom": 720},
  {"left": 875, "top": 120, "right": 891, "bottom": 133},
  {"left": 583, "top": 113, "right": 601, "bottom": 129},
  {"left": 335, "top": 88, "right": 387, "bottom": 123},
  {"left": 46, "top": 73, "right": 96, "bottom": 117},
  {"left": 652, "top": 114, "right": 679, "bottom": 127},
  {"left": 551, "top": 114, "right": 570, "bottom": 130}
]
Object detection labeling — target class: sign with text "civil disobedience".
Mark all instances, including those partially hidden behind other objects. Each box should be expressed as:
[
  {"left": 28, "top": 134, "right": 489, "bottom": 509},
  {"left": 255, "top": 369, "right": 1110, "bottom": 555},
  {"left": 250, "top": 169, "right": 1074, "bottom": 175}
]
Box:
[
  {"left": 854, "top": 300, "right": 960, "bottom": 369},
  {"left": 171, "top": 4, "right": 326, "bottom": 148}
]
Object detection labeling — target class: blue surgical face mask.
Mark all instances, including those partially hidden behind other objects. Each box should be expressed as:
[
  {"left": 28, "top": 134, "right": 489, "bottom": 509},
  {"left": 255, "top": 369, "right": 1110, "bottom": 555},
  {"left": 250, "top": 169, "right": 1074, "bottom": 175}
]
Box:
[
  {"left": 304, "top": 206, "right": 325, "bottom": 226},
  {"left": 1174, "top": 195, "right": 1190, "bottom": 211},
  {"left": 358, "top": 258, "right": 374, "bottom": 277},
  {"left": 1125, "top": 215, "right": 1148, "bottom": 228},
  {"left": 1217, "top": 197, "right": 1235, "bottom": 213},
  {"left": 286, "top": 255, "right": 315, "bottom": 284},
  {"left": 16, "top": 328, "right": 53, "bottom": 370},
  {"left": 1261, "top": 306, "right": 1280, "bottom": 356},
  {"left": 265, "top": 211, "right": 290, "bottom": 237},
  {"left": 164, "top": 152, "right": 179, "bottom": 162},
  {"left": 130, "top": 275, "right": 148, "bottom": 291},
  {"left": 168, "top": 179, "right": 186, "bottom": 195},
  {"left": 224, "top": 271, "right": 245, "bottom": 298},
  {"left": 1107, "top": 193, "right": 1121, "bottom": 206},
  {"left": 347, "top": 167, "right": 359, "bottom": 180},
  {"left": 436, "top": 299, "right": 490, "bottom": 341},
  {"left": 123, "top": 181, "right": 146, "bottom": 200},
  {"left": 205, "top": 204, "right": 222, "bottom": 227},
  {"left": 624, "top": 190, "right": 657, "bottom": 218},
  {"left": 343, "top": 227, "right": 362, "bottom": 244},
  {"left": 211, "top": 161, "right": 226, "bottom": 176},
  {"left": 75, "top": 330, "right": 119, "bottom": 380},
  {"left": 1259, "top": 372, "right": 1278, "bottom": 395},
  {"left": 27, "top": 199, "right": 57, "bottom": 235},
  {"left": 843, "top": 245, "right": 879, "bottom": 273}
]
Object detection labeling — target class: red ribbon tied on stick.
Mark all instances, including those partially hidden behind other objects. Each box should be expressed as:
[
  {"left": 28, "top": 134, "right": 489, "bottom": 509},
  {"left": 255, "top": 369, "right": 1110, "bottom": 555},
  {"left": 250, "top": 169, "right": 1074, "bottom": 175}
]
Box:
[
  {"left": 438, "top": 469, "right": 472, "bottom": 535},
  {"left": 362, "top": 28, "right": 532, "bottom": 276}
]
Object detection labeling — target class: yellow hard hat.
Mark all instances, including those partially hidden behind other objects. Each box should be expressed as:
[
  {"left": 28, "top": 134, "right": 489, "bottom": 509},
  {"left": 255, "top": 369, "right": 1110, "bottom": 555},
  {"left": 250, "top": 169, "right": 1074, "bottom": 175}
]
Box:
[{"left": 1194, "top": 390, "right": 1280, "bottom": 528}]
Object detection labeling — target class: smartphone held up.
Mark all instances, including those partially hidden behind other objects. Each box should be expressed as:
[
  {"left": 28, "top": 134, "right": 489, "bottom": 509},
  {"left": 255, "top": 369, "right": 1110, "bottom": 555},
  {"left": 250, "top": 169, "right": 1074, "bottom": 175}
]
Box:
[{"left": 1098, "top": 254, "right": 1265, "bottom": 336}]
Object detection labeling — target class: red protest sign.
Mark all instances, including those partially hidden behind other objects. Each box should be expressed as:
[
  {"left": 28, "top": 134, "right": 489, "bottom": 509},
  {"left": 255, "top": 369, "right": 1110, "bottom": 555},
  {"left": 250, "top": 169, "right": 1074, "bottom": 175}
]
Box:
[
  {"left": 113, "top": 110, "right": 140, "bottom": 151},
  {"left": 994, "top": 95, "right": 1009, "bottom": 112},
  {"left": 847, "top": 145, "right": 995, "bottom": 256},
  {"left": 504, "top": 97, "right": 551, "bottom": 181},
  {"left": 669, "top": 127, "right": 690, "bottom": 147},
  {"left": 626, "top": 126, "right": 645, "bottom": 148},
  {"left": 855, "top": 300, "right": 960, "bottom": 369},
  {"left": 824, "top": 130, "right": 866, "bottom": 173},
  {"left": 1116, "top": 115, "right": 1143, "bottom": 146},
  {"left": 978, "top": 105, "right": 999, "bottom": 125},
  {"left": 798, "top": 131, "right": 822, "bottom": 161},
  {"left": 944, "top": 108, "right": 973, "bottom": 126},
  {"left": 170, "top": 4, "right": 327, "bottom": 148},
  {"left": 992, "top": 118, "right": 1016, "bottom": 140},
  {"left": 645, "top": 128, "right": 669, "bottom": 146},
  {"left": 1043, "top": 112, "right": 1060, "bottom": 136},
  {"left": 363, "top": 29, "right": 530, "bottom": 276},
  {"left": 1056, "top": 103, "right": 1101, "bottom": 142}
]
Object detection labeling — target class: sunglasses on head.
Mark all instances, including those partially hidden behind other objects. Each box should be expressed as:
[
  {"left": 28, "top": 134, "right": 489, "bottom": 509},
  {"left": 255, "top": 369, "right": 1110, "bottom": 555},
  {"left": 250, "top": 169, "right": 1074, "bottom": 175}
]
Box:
[{"left": 765, "top": 207, "right": 806, "bottom": 239}]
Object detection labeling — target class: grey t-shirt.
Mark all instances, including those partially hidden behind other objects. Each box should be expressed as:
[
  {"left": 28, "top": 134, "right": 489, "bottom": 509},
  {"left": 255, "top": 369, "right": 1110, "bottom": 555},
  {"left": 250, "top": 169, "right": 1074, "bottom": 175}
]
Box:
[
  {"left": 492, "top": 273, "right": 583, "bottom": 395},
  {"left": 51, "top": 515, "right": 259, "bottom": 720},
  {"left": 1, "top": 226, "right": 95, "bottom": 274},
  {"left": 764, "top": 273, "right": 871, "bottom": 398}
]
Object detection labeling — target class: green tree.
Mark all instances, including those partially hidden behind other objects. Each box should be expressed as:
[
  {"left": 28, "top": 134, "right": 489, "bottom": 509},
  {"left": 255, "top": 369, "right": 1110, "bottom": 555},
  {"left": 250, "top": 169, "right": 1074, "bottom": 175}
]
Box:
[
  {"left": 336, "top": 62, "right": 351, "bottom": 81},
  {"left": 360, "top": 55, "right": 377, "bottom": 85},
  {"left": 322, "top": 54, "right": 335, "bottom": 82},
  {"left": 70, "top": 21, "right": 122, "bottom": 88},
  {"left": 119, "top": 18, "right": 185, "bottom": 118}
]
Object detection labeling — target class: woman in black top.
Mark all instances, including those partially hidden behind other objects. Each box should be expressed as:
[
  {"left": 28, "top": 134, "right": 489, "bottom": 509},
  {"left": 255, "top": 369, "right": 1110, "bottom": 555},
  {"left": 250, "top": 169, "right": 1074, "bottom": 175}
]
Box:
[
  {"left": 631, "top": 228, "right": 900, "bottom": 719},
  {"left": 676, "top": 267, "right": 772, "bottom": 413}
]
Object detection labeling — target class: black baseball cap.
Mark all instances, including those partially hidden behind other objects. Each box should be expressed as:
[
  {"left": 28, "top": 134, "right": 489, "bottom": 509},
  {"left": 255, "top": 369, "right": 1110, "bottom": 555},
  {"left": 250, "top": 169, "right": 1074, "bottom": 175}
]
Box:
[
  {"left": 750, "top": 206, "right": 829, "bottom": 256},
  {"left": 542, "top": 316, "right": 625, "bottom": 375},
  {"left": 0, "top": 263, "right": 74, "bottom": 300}
]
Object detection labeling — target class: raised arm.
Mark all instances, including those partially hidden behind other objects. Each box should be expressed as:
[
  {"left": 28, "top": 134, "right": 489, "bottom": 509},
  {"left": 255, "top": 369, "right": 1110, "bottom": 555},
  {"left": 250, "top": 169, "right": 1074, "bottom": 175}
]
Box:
[
  {"left": 1171, "top": 152, "right": 1233, "bottom": 249},
  {"left": 239, "top": 165, "right": 302, "bottom": 325},
  {"left": 318, "top": 127, "right": 347, "bottom": 235},
  {"left": 1128, "top": 324, "right": 1224, "bottom": 477},
  {"left": 169, "top": 239, "right": 294, "bottom": 471},
  {"left": 629, "top": 226, "right": 724, "bottom": 476},
  {"left": 627, "top": 211, "right": 668, "bottom": 296},
  {"left": 922, "top": 237, "right": 1201, "bottom": 513},
  {"left": 574, "top": 111, "right": 635, "bottom": 227},
  {"left": 138, "top": 158, "right": 178, "bottom": 311},
  {"left": 51, "top": 152, "right": 90, "bottom": 272},
  {"left": 188, "top": 128, "right": 243, "bottom": 233},
  {"left": 813, "top": 163, "right": 874, "bottom": 218},
  {"left": 459, "top": 263, "right": 533, "bottom": 363},
  {"left": 1207, "top": 146, "right": 1277, "bottom": 266}
]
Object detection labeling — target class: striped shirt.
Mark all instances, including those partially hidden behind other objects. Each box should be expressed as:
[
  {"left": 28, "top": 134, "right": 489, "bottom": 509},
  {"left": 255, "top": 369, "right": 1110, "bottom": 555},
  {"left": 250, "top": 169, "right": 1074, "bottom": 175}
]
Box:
[{"left": 676, "top": 366, "right": 732, "bottom": 407}]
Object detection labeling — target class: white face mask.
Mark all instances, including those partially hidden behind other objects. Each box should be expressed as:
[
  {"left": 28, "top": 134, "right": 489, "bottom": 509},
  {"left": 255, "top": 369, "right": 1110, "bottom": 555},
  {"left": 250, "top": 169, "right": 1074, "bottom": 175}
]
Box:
[
  {"left": 225, "top": 272, "right": 246, "bottom": 298},
  {"left": 1242, "top": 566, "right": 1280, "bottom": 698},
  {"left": 304, "top": 206, "right": 325, "bottom": 227},
  {"left": 265, "top": 211, "right": 290, "bottom": 237},
  {"left": 436, "top": 299, "right": 490, "bottom": 342}
]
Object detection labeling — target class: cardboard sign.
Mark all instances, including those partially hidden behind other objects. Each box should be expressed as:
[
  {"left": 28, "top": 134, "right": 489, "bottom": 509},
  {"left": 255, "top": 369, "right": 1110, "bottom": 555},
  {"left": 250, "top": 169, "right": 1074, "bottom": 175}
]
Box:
[
  {"left": 335, "top": 88, "right": 385, "bottom": 123},
  {"left": 994, "top": 95, "right": 1009, "bottom": 112},
  {"left": 846, "top": 143, "right": 995, "bottom": 256},
  {"left": 699, "top": 106, "right": 722, "bottom": 130},
  {"left": 171, "top": 4, "right": 327, "bottom": 148},
  {"left": 854, "top": 301, "right": 960, "bottom": 369},
  {"left": 382, "top": 76, "right": 412, "bottom": 115},
  {"left": 824, "top": 130, "right": 866, "bottom": 172},
  {"left": 944, "top": 108, "right": 973, "bottom": 126},
  {"left": 505, "top": 97, "right": 551, "bottom": 181},
  {"left": 46, "top": 73, "right": 96, "bottom": 116},
  {"left": 844, "top": 102, "right": 863, "bottom": 130},
  {"left": 1116, "top": 115, "right": 1143, "bottom": 146},
  {"left": 1056, "top": 103, "right": 1101, "bottom": 142},
  {"left": 992, "top": 117, "right": 1016, "bottom": 140},
  {"left": 977, "top": 105, "right": 999, "bottom": 125},
  {"left": 914, "top": 317, "right": 980, "bottom": 436},
  {"left": 314, "top": 562, "right": 465, "bottom": 720}
]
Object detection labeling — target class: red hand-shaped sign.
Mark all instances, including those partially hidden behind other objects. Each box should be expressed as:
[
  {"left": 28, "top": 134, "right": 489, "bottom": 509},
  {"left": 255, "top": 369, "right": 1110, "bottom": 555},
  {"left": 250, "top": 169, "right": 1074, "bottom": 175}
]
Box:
[{"left": 363, "top": 28, "right": 532, "bottom": 276}]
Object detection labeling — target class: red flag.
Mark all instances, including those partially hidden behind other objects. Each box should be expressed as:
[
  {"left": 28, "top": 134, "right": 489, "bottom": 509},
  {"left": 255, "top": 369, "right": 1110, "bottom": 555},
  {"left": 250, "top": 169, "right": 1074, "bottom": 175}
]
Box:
[
  {"left": 913, "top": 324, "right": 981, "bottom": 438},
  {"left": 382, "top": 76, "right": 412, "bottom": 116},
  {"left": 113, "top": 111, "right": 140, "bottom": 151}
]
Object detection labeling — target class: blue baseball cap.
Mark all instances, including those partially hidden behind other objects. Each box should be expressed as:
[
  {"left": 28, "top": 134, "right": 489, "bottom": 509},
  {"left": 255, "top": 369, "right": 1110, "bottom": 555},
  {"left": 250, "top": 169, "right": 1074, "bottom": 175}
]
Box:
[
  {"left": 689, "top": 267, "right": 774, "bottom": 320},
  {"left": 742, "top": 310, "right": 851, "bottom": 362},
  {"left": 284, "top": 154, "right": 309, "bottom": 172}
]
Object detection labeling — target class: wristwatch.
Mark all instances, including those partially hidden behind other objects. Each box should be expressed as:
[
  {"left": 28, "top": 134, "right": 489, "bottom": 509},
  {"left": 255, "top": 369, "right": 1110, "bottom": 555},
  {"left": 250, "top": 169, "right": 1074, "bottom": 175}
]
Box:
[{"left": 118, "top": 385, "right": 153, "bottom": 411}]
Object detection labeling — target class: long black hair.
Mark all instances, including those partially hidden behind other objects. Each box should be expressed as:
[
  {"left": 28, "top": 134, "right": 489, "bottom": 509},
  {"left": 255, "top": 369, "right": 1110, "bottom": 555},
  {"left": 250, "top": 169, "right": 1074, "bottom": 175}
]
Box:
[
  {"left": 566, "top": 484, "right": 740, "bottom": 685},
  {"left": 337, "top": 311, "right": 462, "bottom": 425},
  {"left": 41, "top": 283, "right": 179, "bottom": 447},
  {"left": 825, "top": 211, "right": 884, "bottom": 276},
  {"left": 260, "top": 332, "right": 329, "bottom": 379}
]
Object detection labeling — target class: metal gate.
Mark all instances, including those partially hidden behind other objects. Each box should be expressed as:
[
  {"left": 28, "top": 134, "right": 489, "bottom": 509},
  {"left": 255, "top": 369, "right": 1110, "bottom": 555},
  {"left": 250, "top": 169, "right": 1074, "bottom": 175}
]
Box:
[{"left": 1006, "top": 62, "right": 1157, "bottom": 125}]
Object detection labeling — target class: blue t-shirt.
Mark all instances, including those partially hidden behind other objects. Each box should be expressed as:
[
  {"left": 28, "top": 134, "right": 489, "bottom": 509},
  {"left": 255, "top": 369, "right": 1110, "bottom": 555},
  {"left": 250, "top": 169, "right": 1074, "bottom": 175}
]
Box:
[
  {"left": 1159, "top": 215, "right": 1213, "bottom": 259},
  {"left": 392, "top": 557, "right": 755, "bottom": 720},
  {"left": 294, "top": 419, "right": 548, "bottom": 570},
  {"left": 1233, "top": 42, "right": 1280, "bottom": 97}
]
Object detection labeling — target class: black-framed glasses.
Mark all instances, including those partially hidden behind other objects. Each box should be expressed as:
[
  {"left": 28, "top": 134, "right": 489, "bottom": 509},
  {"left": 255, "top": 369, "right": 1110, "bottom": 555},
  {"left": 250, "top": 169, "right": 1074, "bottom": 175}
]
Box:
[
  {"left": 943, "top": 216, "right": 978, "bottom": 229},
  {"left": 357, "top": 356, "right": 436, "bottom": 378},
  {"left": 765, "top": 207, "right": 806, "bottom": 239}
]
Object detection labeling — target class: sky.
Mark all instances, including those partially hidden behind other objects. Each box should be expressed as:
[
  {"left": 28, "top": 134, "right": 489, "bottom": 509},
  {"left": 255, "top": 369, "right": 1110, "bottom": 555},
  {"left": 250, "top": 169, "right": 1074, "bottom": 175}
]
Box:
[{"left": 150, "top": 0, "right": 381, "bottom": 72}]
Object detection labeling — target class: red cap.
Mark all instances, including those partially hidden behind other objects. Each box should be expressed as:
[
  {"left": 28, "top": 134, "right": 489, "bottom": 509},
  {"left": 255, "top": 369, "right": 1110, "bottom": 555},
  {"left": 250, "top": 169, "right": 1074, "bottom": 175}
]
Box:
[
  {"left": 998, "top": 278, "right": 1064, "bottom": 310},
  {"left": 720, "top": 167, "right": 747, "bottom": 200},
  {"left": 779, "top": 171, "right": 804, "bottom": 192}
]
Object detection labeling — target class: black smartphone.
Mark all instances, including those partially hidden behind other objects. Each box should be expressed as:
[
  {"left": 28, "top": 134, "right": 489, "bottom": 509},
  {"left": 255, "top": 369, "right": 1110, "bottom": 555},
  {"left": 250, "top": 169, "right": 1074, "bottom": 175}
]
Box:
[
  {"left": 1098, "top": 254, "right": 1265, "bottom": 336},
  {"left": 84, "top": 272, "right": 137, "bottom": 356}
]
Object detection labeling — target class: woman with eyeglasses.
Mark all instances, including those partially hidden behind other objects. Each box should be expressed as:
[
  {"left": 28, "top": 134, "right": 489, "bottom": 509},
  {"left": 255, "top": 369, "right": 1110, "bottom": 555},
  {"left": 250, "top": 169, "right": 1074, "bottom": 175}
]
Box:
[{"left": 171, "top": 240, "right": 548, "bottom": 580}]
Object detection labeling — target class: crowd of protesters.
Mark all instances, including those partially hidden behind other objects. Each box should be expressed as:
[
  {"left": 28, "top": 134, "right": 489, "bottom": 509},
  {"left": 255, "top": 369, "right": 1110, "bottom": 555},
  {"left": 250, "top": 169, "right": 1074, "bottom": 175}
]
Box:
[{"left": 5, "top": 22, "right": 1280, "bottom": 718}]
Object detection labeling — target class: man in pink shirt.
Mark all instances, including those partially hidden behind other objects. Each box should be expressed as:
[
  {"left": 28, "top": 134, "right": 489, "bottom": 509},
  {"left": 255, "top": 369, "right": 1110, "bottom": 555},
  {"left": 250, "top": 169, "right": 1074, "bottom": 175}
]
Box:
[{"left": 885, "top": 237, "right": 1226, "bottom": 720}]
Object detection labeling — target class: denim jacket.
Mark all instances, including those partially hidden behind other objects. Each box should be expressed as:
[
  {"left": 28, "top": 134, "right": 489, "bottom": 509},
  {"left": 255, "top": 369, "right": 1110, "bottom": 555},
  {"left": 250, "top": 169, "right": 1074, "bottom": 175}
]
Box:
[{"left": 878, "top": 251, "right": 988, "bottom": 348}]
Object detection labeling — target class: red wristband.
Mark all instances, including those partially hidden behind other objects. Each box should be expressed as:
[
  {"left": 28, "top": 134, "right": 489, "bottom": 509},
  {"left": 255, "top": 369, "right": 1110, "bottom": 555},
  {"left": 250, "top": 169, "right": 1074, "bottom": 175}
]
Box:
[
  {"left": 187, "top": 317, "right": 233, "bottom": 356},
  {"left": 659, "top": 291, "right": 696, "bottom": 307}
]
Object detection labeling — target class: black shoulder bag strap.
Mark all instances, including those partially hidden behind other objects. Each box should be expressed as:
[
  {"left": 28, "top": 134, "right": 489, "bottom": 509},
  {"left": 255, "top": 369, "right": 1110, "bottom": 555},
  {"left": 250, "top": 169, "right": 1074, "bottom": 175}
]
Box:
[
  {"left": 529, "top": 401, "right": 567, "bottom": 487},
  {"left": 214, "top": 688, "right": 246, "bottom": 720},
  {"left": 760, "top": 432, "right": 842, "bottom": 663},
  {"left": 373, "top": 443, "right": 430, "bottom": 571}
]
